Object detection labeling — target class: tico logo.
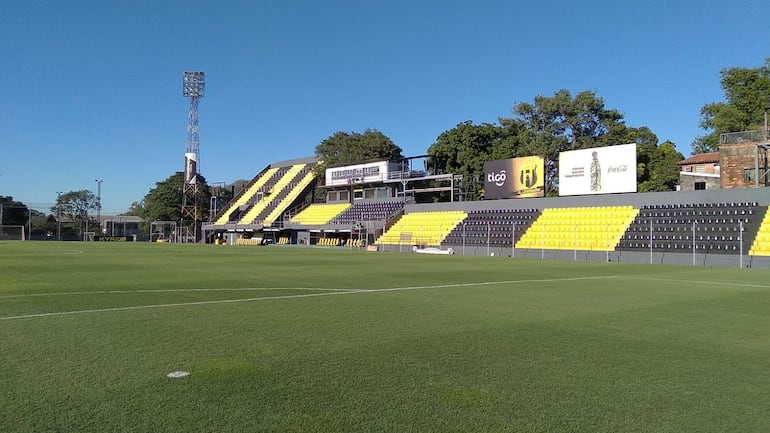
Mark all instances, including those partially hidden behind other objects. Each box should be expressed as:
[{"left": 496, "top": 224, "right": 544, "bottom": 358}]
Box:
[{"left": 487, "top": 169, "right": 507, "bottom": 187}]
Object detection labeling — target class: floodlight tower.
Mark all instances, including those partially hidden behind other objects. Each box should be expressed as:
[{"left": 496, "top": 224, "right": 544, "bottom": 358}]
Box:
[
  {"left": 95, "top": 179, "right": 103, "bottom": 233},
  {"left": 181, "top": 71, "right": 205, "bottom": 243}
]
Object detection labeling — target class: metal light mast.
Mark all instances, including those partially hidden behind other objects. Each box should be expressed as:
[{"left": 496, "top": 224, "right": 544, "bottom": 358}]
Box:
[
  {"left": 95, "top": 179, "right": 103, "bottom": 233},
  {"left": 181, "top": 71, "right": 205, "bottom": 243}
]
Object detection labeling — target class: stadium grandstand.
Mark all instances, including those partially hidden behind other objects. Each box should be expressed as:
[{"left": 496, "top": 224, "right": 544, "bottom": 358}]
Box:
[{"left": 202, "top": 128, "right": 770, "bottom": 268}]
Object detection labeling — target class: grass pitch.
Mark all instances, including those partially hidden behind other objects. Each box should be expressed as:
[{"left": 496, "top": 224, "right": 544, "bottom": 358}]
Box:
[{"left": 1, "top": 241, "right": 770, "bottom": 432}]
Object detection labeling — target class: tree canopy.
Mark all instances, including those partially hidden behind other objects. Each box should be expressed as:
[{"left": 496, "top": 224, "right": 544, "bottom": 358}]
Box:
[
  {"left": 637, "top": 140, "right": 684, "bottom": 192},
  {"left": 1, "top": 196, "right": 30, "bottom": 226},
  {"left": 0, "top": 196, "right": 53, "bottom": 238},
  {"left": 51, "top": 190, "right": 97, "bottom": 236},
  {"left": 427, "top": 121, "right": 517, "bottom": 200},
  {"left": 139, "top": 172, "right": 212, "bottom": 228},
  {"left": 123, "top": 200, "right": 144, "bottom": 217},
  {"left": 426, "top": 90, "right": 682, "bottom": 198},
  {"left": 693, "top": 58, "right": 770, "bottom": 153},
  {"left": 314, "top": 129, "right": 403, "bottom": 172},
  {"left": 499, "top": 89, "right": 630, "bottom": 194}
]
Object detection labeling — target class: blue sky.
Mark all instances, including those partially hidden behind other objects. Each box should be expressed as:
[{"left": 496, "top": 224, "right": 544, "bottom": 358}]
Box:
[{"left": 2, "top": 0, "right": 769, "bottom": 214}]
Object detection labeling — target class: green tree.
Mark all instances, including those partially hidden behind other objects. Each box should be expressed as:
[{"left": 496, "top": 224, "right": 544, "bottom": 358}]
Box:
[
  {"left": 51, "top": 190, "right": 97, "bottom": 237},
  {"left": 0, "top": 196, "right": 29, "bottom": 226},
  {"left": 598, "top": 125, "right": 682, "bottom": 192},
  {"left": 123, "top": 200, "right": 144, "bottom": 216},
  {"left": 637, "top": 140, "right": 684, "bottom": 192},
  {"left": 598, "top": 125, "right": 659, "bottom": 148},
  {"left": 694, "top": 58, "right": 770, "bottom": 153},
  {"left": 312, "top": 129, "right": 403, "bottom": 203},
  {"left": 427, "top": 121, "right": 514, "bottom": 200},
  {"left": 501, "top": 89, "right": 645, "bottom": 194},
  {"left": 139, "top": 172, "right": 212, "bottom": 233},
  {"left": 230, "top": 179, "right": 251, "bottom": 195},
  {"left": 314, "top": 129, "right": 403, "bottom": 174},
  {"left": 30, "top": 212, "right": 55, "bottom": 238}
]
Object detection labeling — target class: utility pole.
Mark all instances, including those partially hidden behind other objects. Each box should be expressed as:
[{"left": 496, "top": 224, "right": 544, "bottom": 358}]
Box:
[
  {"left": 95, "top": 179, "right": 103, "bottom": 233},
  {"left": 56, "top": 191, "right": 63, "bottom": 241}
]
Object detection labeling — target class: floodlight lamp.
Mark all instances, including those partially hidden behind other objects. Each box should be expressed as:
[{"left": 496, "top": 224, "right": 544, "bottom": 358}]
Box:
[{"left": 182, "top": 71, "right": 205, "bottom": 98}]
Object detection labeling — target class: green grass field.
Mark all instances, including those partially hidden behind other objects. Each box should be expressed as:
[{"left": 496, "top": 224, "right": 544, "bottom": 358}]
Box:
[{"left": 2, "top": 241, "right": 770, "bottom": 432}]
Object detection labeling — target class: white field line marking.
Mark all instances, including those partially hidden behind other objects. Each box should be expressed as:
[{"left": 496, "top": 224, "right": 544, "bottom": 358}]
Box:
[
  {"left": 0, "top": 276, "right": 615, "bottom": 321},
  {"left": 0, "top": 287, "right": 354, "bottom": 299},
  {"left": 0, "top": 249, "right": 84, "bottom": 256},
  {"left": 624, "top": 276, "right": 770, "bottom": 290},
  {"left": 0, "top": 291, "right": 358, "bottom": 321},
  {"left": 360, "top": 275, "right": 616, "bottom": 292}
]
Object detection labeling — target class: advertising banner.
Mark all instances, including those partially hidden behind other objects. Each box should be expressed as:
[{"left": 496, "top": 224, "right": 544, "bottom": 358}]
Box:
[
  {"left": 558, "top": 143, "right": 636, "bottom": 196},
  {"left": 325, "top": 161, "right": 395, "bottom": 187},
  {"left": 484, "top": 156, "right": 544, "bottom": 199},
  {"left": 184, "top": 152, "right": 197, "bottom": 185}
]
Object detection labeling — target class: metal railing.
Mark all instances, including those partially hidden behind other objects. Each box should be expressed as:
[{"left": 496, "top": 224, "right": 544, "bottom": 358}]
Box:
[{"left": 720, "top": 129, "right": 770, "bottom": 144}]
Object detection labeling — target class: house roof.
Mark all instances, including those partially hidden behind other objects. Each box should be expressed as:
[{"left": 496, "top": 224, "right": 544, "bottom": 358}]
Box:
[{"left": 677, "top": 152, "right": 720, "bottom": 165}]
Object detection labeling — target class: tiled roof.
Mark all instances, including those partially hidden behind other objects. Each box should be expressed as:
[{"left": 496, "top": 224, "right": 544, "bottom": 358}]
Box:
[{"left": 677, "top": 152, "right": 720, "bottom": 165}]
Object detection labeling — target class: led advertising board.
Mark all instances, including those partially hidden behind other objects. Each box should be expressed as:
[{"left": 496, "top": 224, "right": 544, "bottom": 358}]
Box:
[{"left": 483, "top": 156, "right": 544, "bottom": 199}]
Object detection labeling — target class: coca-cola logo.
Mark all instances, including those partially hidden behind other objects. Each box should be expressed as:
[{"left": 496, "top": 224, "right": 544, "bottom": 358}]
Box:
[
  {"left": 487, "top": 170, "right": 507, "bottom": 187},
  {"left": 608, "top": 165, "right": 628, "bottom": 173}
]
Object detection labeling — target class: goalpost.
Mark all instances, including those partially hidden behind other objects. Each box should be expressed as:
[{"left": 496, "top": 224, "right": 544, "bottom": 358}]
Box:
[{"left": 0, "top": 225, "right": 26, "bottom": 241}]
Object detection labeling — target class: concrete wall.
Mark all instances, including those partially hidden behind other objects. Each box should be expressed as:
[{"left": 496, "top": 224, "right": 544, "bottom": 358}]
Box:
[
  {"left": 406, "top": 187, "right": 769, "bottom": 214},
  {"left": 679, "top": 173, "right": 720, "bottom": 192},
  {"left": 376, "top": 244, "right": 770, "bottom": 269}
]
